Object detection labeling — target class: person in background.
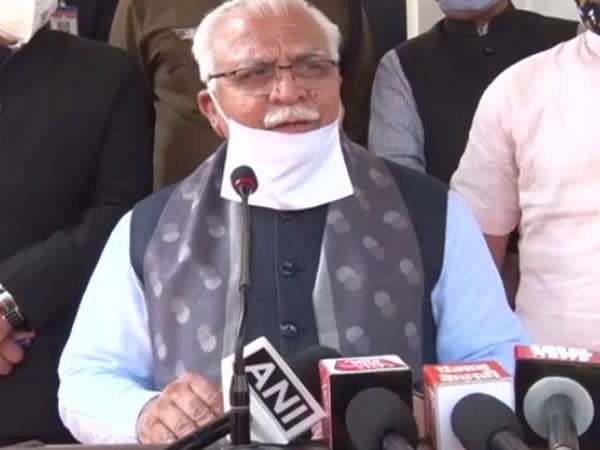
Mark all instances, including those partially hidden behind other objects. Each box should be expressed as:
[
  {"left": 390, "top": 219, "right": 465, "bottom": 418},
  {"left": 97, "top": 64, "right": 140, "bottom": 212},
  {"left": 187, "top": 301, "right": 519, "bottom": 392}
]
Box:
[
  {"left": 451, "top": 0, "right": 600, "bottom": 350},
  {"left": 0, "top": 0, "right": 153, "bottom": 444},
  {"left": 109, "top": 0, "right": 376, "bottom": 189},
  {"left": 58, "top": 0, "right": 527, "bottom": 444},
  {"left": 370, "top": 0, "right": 577, "bottom": 180},
  {"left": 369, "top": 0, "right": 577, "bottom": 303}
]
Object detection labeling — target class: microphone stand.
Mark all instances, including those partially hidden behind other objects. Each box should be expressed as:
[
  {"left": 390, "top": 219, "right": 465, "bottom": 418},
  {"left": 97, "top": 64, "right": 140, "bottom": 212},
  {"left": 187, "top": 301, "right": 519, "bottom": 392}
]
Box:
[
  {"left": 488, "top": 431, "right": 529, "bottom": 450},
  {"left": 229, "top": 187, "right": 253, "bottom": 448},
  {"left": 546, "top": 395, "right": 579, "bottom": 450}
]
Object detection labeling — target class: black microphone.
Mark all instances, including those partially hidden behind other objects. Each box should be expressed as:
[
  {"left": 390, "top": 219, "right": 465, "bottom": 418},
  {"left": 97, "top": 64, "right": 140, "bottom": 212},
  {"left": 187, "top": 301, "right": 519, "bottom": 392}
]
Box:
[
  {"left": 165, "top": 345, "right": 339, "bottom": 450},
  {"left": 229, "top": 165, "right": 258, "bottom": 447},
  {"left": 285, "top": 345, "right": 341, "bottom": 405},
  {"left": 345, "top": 387, "right": 419, "bottom": 450},
  {"left": 522, "top": 377, "right": 592, "bottom": 450},
  {"left": 451, "top": 393, "right": 528, "bottom": 450},
  {"left": 231, "top": 166, "right": 259, "bottom": 198},
  {"left": 515, "top": 345, "right": 596, "bottom": 450}
]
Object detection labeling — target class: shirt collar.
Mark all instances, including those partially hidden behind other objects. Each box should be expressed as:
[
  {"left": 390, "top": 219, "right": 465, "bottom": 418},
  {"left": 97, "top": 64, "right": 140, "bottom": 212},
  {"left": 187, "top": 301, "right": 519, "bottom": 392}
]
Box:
[
  {"left": 442, "top": 1, "right": 517, "bottom": 36},
  {"left": 583, "top": 29, "right": 600, "bottom": 58}
]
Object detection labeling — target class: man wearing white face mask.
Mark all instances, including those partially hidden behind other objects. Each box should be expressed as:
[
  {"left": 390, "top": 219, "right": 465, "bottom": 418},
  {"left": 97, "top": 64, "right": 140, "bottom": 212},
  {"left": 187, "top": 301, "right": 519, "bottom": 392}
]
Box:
[
  {"left": 57, "top": 0, "right": 528, "bottom": 444},
  {"left": 0, "top": 0, "right": 153, "bottom": 445}
]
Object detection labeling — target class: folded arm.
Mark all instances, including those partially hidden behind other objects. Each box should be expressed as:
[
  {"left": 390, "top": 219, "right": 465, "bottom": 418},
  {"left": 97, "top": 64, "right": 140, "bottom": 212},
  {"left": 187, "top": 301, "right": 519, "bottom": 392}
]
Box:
[
  {"left": 58, "top": 213, "right": 159, "bottom": 443},
  {"left": 432, "top": 193, "right": 529, "bottom": 374}
]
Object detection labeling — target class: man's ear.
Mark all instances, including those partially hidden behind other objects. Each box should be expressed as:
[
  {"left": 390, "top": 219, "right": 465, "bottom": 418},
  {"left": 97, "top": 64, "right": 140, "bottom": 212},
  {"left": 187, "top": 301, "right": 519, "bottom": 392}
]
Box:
[{"left": 198, "top": 90, "right": 227, "bottom": 138}]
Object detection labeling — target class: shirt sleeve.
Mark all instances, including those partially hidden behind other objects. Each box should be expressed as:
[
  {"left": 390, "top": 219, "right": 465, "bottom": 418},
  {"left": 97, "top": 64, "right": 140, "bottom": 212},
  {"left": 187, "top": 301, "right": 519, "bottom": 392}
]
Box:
[
  {"left": 368, "top": 50, "right": 425, "bottom": 172},
  {"left": 449, "top": 74, "right": 520, "bottom": 236},
  {"left": 431, "top": 193, "right": 530, "bottom": 374},
  {"left": 58, "top": 212, "right": 159, "bottom": 444}
]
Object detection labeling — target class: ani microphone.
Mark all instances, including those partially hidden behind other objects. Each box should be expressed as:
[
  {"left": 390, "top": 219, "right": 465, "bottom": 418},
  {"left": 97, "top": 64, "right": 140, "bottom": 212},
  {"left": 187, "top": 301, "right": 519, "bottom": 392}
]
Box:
[
  {"left": 166, "top": 343, "right": 339, "bottom": 450},
  {"left": 222, "top": 337, "right": 328, "bottom": 445}
]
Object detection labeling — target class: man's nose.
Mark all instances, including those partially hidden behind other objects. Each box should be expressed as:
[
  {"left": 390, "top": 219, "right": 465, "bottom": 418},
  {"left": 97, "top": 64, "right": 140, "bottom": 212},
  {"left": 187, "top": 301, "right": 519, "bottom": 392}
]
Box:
[{"left": 268, "top": 69, "right": 308, "bottom": 104}]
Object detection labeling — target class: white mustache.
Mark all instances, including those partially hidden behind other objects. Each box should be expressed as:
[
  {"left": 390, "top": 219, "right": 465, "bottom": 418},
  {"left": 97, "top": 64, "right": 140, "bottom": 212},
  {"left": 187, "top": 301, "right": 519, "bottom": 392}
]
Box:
[{"left": 263, "top": 105, "right": 321, "bottom": 129}]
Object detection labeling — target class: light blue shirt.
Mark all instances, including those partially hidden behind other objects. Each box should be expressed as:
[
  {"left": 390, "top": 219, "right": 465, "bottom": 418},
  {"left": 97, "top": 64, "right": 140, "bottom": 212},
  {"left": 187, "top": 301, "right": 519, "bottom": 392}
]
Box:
[{"left": 57, "top": 192, "right": 529, "bottom": 443}]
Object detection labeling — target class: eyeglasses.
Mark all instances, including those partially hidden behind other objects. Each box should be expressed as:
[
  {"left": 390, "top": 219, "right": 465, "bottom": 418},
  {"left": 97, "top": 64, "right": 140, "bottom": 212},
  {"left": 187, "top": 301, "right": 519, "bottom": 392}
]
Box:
[{"left": 207, "top": 57, "right": 339, "bottom": 96}]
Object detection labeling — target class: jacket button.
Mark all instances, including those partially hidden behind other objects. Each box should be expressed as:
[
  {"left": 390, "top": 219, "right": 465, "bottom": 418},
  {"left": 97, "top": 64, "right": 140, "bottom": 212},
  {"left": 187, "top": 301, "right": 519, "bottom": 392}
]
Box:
[
  {"left": 279, "top": 261, "right": 297, "bottom": 277},
  {"left": 280, "top": 323, "right": 298, "bottom": 337},
  {"left": 483, "top": 46, "right": 496, "bottom": 56}
]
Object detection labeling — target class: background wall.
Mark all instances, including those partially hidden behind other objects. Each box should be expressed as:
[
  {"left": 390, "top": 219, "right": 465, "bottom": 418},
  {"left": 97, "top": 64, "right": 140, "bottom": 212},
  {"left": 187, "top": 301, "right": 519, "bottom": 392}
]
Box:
[{"left": 406, "top": 0, "right": 581, "bottom": 38}]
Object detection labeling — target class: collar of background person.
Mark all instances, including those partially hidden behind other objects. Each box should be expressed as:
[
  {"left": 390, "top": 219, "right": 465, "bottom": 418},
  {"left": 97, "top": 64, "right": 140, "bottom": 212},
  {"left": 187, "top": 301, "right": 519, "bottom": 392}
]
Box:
[{"left": 442, "top": 1, "right": 516, "bottom": 35}]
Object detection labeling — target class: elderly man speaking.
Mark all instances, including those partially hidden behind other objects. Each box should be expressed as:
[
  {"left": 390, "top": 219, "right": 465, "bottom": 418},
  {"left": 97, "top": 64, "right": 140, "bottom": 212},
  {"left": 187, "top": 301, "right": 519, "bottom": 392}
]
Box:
[{"left": 58, "top": 0, "right": 528, "bottom": 444}]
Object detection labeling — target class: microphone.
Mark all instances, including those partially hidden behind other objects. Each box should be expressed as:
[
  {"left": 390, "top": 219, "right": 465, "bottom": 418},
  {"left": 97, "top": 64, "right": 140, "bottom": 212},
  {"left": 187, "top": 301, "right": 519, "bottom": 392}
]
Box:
[
  {"left": 222, "top": 337, "right": 327, "bottom": 445},
  {"left": 319, "top": 355, "right": 413, "bottom": 449},
  {"left": 231, "top": 166, "right": 259, "bottom": 198},
  {"left": 229, "top": 165, "right": 258, "bottom": 446},
  {"left": 166, "top": 344, "right": 338, "bottom": 450},
  {"left": 423, "top": 361, "right": 515, "bottom": 450},
  {"left": 451, "top": 393, "right": 528, "bottom": 450},
  {"left": 515, "top": 345, "right": 597, "bottom": 450},
  {"left": 345, "top": 387, "right": 419, "bottom": 450}
]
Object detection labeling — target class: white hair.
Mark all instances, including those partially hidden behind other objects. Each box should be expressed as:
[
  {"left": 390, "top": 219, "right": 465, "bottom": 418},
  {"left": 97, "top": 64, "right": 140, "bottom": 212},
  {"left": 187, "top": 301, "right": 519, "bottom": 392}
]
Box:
[{"left": 192, "top": 0, "right": 342, "bottom": 83}]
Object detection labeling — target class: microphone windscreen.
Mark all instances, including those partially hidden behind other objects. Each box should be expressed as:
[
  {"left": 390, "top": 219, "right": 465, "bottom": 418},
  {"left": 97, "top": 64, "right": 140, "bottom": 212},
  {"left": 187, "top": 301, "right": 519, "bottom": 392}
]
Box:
[
  {"left": 345, "top": 387, "right": 419, "bottom": 450},
  {"left": 287, "top": 346, "right": 341, "bottom": 403},
  {"left": 451, "top": 393, "right": 523, "bottom": 450},
  {"left": 230, "top": 165, "right": 258, "bottom": 194}
]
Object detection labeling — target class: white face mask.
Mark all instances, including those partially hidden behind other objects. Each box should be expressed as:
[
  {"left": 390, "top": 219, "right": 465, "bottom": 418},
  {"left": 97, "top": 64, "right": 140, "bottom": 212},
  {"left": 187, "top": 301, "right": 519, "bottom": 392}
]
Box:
[
  {"left": 210, "top": 91, "right": 354, "bottom": 211},
  {"left": 0, "top": 0, "right": 58, "bottom": 45}
]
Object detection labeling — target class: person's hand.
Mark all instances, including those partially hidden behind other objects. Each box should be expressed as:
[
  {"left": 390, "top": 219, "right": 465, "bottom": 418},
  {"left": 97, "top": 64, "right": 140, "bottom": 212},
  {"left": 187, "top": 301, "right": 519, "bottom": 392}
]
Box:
[
  {"left": 137, "top": 372, "right": 224, "bottom": 444},
  {"left": 0, "top": 319, "right": 35, "bottom": 375}
]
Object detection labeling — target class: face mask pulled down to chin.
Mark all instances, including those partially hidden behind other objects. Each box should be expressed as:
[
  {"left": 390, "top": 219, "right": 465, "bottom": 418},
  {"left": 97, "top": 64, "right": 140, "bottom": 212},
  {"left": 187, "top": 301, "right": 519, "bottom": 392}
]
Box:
[
  {"left": 437, "top": 0, "right": 498, "bottom": 12},
  {"left": 208, "top": 90, "right": 354, "bottom": 211},
  {"left": 0, "top": 0, "right": 58, "bottom": 45}
]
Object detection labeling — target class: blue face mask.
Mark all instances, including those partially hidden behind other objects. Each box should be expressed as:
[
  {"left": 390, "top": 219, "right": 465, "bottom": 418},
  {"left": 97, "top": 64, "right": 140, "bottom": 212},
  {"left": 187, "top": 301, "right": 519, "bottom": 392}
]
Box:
[
  {"left": 575, "top": 0, "right": 600, "bottom": 34},
  {"left": 437, "top": 0, "right": 498, "bottom": 12}
]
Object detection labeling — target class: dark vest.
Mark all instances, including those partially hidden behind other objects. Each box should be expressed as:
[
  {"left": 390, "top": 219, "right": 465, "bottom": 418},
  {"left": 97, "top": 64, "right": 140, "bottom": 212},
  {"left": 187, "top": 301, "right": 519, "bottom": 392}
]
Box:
[
  {"left": 395, "top": 6, "right": 577, "bottom": 184},
  {"left": 130, "top": 161, "right": 447, "bottom": 372}
]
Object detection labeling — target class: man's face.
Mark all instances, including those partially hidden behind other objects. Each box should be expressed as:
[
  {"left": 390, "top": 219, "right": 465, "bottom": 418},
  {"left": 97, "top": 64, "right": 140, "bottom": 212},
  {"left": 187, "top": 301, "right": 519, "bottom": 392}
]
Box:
[{"left": 198, "top": 8, "right": 342, "bottom": 137}]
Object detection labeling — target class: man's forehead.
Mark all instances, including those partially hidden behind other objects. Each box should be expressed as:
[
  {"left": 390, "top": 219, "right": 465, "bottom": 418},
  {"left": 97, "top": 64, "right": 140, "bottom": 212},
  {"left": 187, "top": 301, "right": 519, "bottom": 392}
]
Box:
[
  {"left": 212, "top": 15, "right": 329, "bottom": 67},
  {"left": 214, "top": 10, "right": 328, "bottom": 50},
  {"left": 217, "top": 43, "right": 328, "bottom": 66}
]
